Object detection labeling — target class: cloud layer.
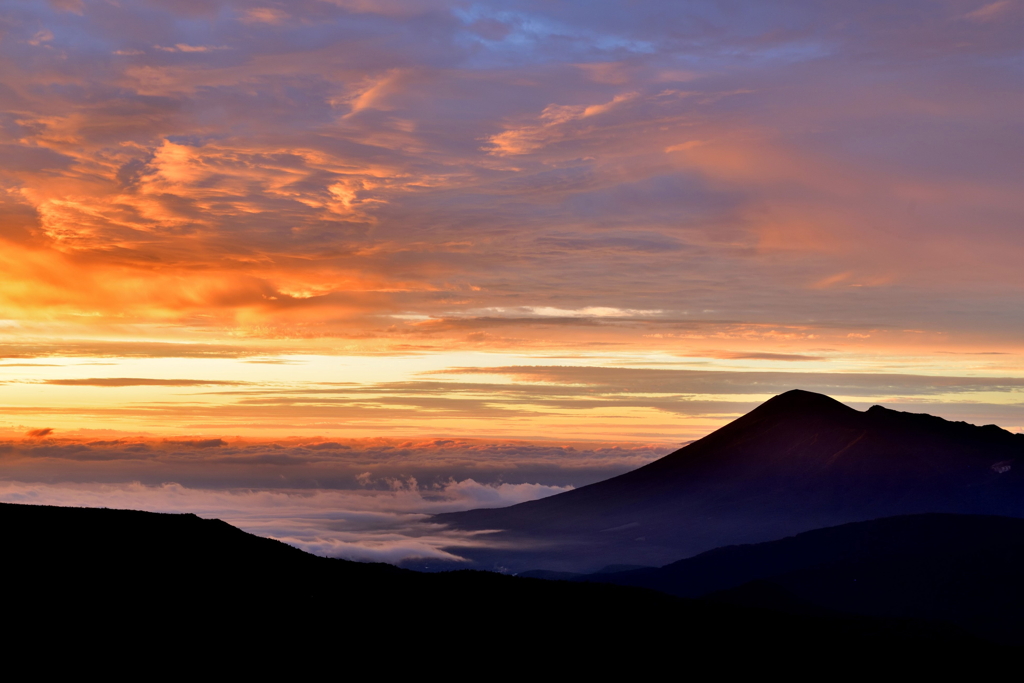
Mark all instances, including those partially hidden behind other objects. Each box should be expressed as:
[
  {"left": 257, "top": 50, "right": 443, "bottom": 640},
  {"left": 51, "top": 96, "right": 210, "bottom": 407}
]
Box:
[
  {"left": 0, "top": 434, "right": 673, "bottom": 488},
  {"left": 0, "top": 0, "right": 1018, "bottom": 356},
  {"left": 0, "top": 478, "right": 571, "bottom": 563}
]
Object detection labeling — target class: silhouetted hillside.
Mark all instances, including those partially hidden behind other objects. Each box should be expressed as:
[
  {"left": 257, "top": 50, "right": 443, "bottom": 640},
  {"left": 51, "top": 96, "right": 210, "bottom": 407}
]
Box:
[
  {"left": 0, "top": 502, "right": 999, "bottom": 667},
  {"left": 567, "top": 514, "right": 1024, "bottom": 644},
  {"left": 436, "top": 391, "right": 1024, "bottom": 572}
]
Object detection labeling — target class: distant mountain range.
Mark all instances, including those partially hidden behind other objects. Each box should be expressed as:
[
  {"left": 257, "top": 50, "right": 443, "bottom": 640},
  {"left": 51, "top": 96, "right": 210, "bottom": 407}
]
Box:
[{"left": 435, "top": 390, "right": 1024, "bottom": 572}]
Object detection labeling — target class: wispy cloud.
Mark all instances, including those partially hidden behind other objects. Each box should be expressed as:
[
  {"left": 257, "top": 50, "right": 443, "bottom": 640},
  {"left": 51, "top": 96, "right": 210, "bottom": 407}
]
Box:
[
  {"left": 964, "top": 1, "right": 1015, "bottom": 22},
  {"left": 0, "top": 341, "right": 270, "bottom": 359},
  {"left": 154, "top": 44, "right": 230, "bottom": 53},
  {"left": 439, "top": 365, "right": 1024, "bottom": 398},
  {"left": 0, "top": 434, "right": 673, "bottom": 489},
  {"left": 43, "top": 378, "right": 244, "bottom": 387}
]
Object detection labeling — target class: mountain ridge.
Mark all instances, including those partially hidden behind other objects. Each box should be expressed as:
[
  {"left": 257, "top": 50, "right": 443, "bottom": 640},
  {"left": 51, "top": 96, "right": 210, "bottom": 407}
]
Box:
[{"left": 434, "top": 390, "right": 1024, "bottom": 572}]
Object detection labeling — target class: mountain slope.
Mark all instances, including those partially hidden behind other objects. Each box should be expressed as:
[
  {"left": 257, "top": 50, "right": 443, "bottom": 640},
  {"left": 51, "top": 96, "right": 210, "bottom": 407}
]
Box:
[
  {"left": 435, "top": 390, "right": 1024, "bottom": 572},
  {"left": 1, "top": 501, "right": 992, "bottom": 667},
  {"left": 583, "top": 513, "right": 1024, "bottom": 644}
]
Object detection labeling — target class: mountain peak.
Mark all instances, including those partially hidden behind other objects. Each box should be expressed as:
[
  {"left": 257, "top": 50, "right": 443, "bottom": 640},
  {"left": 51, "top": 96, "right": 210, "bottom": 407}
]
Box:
[
  {"left": 762, "top": 389, "right": 851, "bottom": 408},
  {"left": 742, "top": 389, "right": 858, "bottom": 422},
  {"left": 436, "top": 391, "right": 1024, "bottom": 572}
]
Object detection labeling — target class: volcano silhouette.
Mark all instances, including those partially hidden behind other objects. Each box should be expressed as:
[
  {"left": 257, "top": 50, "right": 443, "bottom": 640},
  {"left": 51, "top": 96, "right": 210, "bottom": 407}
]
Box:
[{"left": 434, "top": 390, "right": 1024, "bottom": 572}]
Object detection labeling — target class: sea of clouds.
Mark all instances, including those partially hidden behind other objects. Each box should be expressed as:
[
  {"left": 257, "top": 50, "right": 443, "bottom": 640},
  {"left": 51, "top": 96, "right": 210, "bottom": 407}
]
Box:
[
  {"left": 0, "top": 478, "right": 572, "bottom": 564},
  {"left": 0, "top": 436, "right": 675, "bottom": 564}
]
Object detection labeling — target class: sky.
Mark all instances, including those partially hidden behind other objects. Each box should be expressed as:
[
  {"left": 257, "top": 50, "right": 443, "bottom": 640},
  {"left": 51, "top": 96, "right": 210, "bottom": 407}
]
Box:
[{"left": 0, "top": 0, "right": 1021, "bottom": 563}]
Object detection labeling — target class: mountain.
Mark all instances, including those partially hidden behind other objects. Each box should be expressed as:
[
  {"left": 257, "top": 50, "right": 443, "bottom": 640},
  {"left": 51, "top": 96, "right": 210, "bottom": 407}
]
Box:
[
  {"left": 0, "top": 501, "right": 992, "bottom": 667},
  {"left": 434, "top": 390, "right": 1024, "bottom": 572},
  {"left": 572, "top": 514, "right": 1024, "bottom": 644}
]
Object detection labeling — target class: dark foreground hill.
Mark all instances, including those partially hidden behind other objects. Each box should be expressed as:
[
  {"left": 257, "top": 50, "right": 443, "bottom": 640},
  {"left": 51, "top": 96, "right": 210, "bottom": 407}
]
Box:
[
  {"left": 435, "top": 390, "right": 1024, "bottom": 572},
  {"left": 545, "top": 514, "right": 1024, "bottom": 644},
  {"left": 0, "top": 502, "right": 1001, "bottom": 669}
]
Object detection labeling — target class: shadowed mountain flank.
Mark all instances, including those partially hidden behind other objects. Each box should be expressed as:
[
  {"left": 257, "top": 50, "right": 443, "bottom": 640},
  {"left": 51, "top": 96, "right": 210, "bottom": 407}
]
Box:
[
  {"left": 434, "top": 390, "right": 1024, "bottom": 572},
  {"left": 570, "top": 514, "right": 1024, "bottom": 644}
]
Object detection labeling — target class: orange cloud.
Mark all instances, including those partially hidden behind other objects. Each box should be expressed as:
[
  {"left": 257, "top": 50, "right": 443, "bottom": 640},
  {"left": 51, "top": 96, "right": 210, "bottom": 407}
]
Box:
[{"left": 0, "top": 0, "right": 1018, "bottom": 434}]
